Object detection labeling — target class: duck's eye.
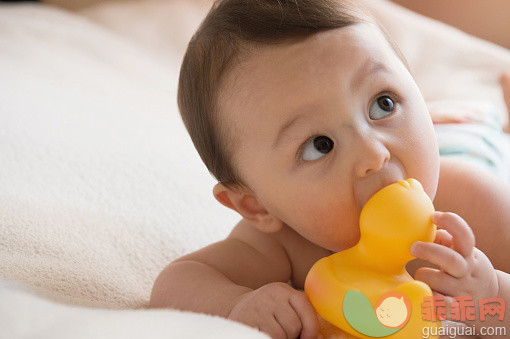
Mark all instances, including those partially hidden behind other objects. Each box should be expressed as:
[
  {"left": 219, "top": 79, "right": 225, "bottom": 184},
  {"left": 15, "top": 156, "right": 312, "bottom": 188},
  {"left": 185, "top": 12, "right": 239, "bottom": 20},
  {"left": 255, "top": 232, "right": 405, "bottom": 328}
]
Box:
[
  {"left": 369, "top": 95, "right": 395, "bottom": 120},
  {"left": 302, "top": 136, "right": 334, "bottom": 161}
]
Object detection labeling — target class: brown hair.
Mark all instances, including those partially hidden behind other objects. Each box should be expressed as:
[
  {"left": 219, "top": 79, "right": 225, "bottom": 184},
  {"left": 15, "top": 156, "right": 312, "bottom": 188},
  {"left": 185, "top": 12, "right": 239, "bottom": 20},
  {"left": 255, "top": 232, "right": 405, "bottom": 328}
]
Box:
[{"left": 177, "top": 0, "right": 401, "bottom": 190}]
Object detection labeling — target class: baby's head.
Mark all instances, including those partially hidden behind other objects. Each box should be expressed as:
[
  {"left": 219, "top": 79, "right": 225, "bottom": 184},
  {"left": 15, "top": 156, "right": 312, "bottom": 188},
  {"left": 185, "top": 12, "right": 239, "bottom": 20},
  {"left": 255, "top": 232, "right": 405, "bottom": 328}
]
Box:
[{"left": 178, "top": 0, "right": 440, "bottom": 251}]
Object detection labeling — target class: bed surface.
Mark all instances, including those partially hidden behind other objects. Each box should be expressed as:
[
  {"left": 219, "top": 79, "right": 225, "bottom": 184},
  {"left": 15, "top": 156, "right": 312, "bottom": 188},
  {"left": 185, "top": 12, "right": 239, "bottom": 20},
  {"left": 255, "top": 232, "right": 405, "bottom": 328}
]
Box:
[{"left": 1, "top": 1, "right": 510, "bottom": 338}]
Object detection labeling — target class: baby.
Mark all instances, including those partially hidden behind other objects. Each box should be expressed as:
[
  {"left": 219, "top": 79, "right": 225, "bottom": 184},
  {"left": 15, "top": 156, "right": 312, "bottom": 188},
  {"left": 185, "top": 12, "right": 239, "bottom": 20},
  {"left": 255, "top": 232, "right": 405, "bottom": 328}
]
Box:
[{"left": 150, "top": 0, "right": 510, "bottom": 338}]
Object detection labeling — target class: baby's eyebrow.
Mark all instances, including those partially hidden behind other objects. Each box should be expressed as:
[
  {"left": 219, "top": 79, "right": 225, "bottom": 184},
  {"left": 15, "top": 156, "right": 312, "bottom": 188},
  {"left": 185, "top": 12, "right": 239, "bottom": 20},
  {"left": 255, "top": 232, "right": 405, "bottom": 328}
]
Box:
[
  {"left": 272, "top": 61, "right": 389, "bottom": 150},
  {"left": 351, "top": 60, "right": 389, "bottom": 91},
  {"left": 272, "top": 109, "right": 314, "bottom": 150}
]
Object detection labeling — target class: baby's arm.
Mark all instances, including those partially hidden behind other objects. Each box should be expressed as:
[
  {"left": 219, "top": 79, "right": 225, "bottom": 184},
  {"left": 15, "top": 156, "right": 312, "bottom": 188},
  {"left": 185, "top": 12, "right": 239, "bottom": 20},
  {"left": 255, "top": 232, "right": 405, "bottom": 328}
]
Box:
[
  {"left": 149, "top": 218, "right": 320, "bottom": 339},
  {"left": 411, "top": 211, "right": 509, "bottom": 337},
  {"left": 434, "top": 157, "right": 510, "bottom": 274}
]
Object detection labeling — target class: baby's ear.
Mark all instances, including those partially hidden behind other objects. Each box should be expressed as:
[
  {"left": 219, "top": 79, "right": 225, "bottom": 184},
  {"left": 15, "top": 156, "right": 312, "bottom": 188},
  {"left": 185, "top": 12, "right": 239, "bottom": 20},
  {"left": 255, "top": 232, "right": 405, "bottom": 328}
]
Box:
[{"left": 213, "top": 183, "right": 283, "bottom": 233}]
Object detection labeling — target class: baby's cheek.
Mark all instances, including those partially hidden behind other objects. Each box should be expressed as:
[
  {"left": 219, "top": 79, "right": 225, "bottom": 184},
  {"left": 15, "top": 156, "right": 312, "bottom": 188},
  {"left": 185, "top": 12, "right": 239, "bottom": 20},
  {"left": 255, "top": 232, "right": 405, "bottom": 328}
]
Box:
[
  {"left": 415, "top": 150, "right": 440, "bottom": 200},
  {"left": 308, "top": 212, "right": 360, "bottom": 251},
  {"left": 404, "top": 133, "right": 440, "bottom": 199}
]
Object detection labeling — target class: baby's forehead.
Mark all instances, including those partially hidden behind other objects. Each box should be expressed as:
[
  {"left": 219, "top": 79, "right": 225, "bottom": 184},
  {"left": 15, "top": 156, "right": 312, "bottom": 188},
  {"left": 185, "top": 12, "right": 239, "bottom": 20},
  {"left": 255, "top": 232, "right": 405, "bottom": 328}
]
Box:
[{"left": 218, "top": 22, "right": 395, "bottom": 112}]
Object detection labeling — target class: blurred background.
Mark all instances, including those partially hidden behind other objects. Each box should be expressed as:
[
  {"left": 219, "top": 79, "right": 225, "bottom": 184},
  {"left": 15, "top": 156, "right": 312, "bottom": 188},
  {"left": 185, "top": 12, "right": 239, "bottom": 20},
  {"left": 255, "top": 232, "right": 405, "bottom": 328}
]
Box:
[{"left": 3, "top": 0, "right": 507, "bottom": 49}]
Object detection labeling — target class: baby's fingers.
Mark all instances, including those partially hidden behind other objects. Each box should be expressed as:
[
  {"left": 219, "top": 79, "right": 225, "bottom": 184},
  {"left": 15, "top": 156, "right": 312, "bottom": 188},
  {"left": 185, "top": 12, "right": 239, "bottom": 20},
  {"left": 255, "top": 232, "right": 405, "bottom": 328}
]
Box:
[
  {"left": 414, "top": 267, "right": 459, "bottom": 297},
  {"left": 432, "top": 212, "right": 475, "bottom": 257},
  {"left": 289, "top": 292, "right": 320, "bottom": 339},
  {"left": 434, "top": 229, "right": 453, "bottom": 247},
  {"left": 273, "top": 305, "right": 303, "bottom": 339},
  {"left": 259, "top": 318, "right": 287, "bottom": 339},
  {"left": 411, "top": 241, "right": 468, "bottom": 278}
]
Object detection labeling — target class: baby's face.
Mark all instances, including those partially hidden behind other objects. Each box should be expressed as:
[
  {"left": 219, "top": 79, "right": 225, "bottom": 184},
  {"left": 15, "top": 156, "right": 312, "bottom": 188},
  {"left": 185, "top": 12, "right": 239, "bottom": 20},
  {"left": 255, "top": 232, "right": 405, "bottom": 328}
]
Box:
[{"left": 218, "top": 23, "right": 440, "bottom": 252}]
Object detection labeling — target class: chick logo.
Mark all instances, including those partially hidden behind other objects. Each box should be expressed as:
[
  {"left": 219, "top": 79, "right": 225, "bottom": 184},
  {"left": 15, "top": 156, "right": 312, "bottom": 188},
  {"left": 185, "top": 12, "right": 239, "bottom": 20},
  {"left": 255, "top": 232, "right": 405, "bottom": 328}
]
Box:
[{"left": 343, "top": 290, "right": 411, "bottom": 337}]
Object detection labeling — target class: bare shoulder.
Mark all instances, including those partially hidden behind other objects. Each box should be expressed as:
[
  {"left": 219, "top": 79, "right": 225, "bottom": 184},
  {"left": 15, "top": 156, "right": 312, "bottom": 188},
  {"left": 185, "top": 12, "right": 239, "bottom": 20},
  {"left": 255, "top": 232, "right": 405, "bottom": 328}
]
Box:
[
  {"left": 173, "top": 218, "right": 290, "bottom": 289},
  {"left": 434, "top": 157, "right": 510, "bottom": 215},
  {"left": 173, "top": 218, "right": 331, "bottom": 290},
  {"left": 434, "top": 157, "right": 510, "bottom": 271},
  {"left": 226, "top": 219, "right": 332, "bottom": 290}
]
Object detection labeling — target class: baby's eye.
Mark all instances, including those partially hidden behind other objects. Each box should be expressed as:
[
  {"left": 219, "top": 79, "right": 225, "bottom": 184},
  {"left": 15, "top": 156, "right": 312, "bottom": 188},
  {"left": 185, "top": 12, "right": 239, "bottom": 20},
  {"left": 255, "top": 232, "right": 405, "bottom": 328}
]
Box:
[
  {"left": 301, "top": 136, "right": 334, "bottom": 161},
  {"left": 369, "top": 95, "right": 395, "bottom": 120}
]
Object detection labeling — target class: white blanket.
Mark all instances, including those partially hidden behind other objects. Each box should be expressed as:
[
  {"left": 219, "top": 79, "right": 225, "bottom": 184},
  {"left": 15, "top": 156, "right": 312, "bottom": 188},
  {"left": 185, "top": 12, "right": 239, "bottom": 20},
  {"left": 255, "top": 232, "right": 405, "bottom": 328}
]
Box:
[
  {"left": 1, "top": 0, "right": 510, "bottom": 337},
  {"left": 0, "top": 2, "right": 242, "bottom": 308},
  {"left": 0, "top": 281, "right": 264, "bottom": 339}
]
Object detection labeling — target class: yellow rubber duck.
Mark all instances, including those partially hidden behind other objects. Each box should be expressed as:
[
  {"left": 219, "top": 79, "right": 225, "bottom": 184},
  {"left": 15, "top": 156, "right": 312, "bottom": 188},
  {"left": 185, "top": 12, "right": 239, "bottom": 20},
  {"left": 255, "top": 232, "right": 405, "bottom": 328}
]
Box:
[{"left": 304, "top": 178, "right": 441, "bottom": 338}]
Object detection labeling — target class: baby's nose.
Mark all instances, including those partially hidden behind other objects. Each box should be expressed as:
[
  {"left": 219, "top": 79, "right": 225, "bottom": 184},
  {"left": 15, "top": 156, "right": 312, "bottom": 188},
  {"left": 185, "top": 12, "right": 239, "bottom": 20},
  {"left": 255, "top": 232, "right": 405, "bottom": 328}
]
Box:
[{"left": 353, "top": 135, "right": 390, "bottom": 178}]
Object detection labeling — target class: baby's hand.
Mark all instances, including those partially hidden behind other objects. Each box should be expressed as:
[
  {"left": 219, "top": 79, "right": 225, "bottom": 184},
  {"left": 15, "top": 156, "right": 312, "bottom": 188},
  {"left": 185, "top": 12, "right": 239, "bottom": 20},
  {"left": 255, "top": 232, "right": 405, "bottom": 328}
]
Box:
[
  {"left": 228, "top": 282, "right": 321, "bottom": 339},
  {"left": 410, "top": 212, "right": 499, "bottom": 325}
]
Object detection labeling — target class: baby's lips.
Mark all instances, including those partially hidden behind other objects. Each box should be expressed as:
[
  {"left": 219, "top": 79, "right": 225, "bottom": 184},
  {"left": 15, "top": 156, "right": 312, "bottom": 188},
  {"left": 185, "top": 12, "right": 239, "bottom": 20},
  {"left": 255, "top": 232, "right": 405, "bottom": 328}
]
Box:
[{"left": 360, "top": 177, "right": 410, "bottom": 208}]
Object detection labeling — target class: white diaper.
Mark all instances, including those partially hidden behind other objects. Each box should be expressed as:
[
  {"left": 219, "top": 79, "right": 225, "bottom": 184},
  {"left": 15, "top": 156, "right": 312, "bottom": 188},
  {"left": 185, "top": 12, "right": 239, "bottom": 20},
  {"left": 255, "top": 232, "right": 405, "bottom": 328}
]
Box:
[{"left": 428, "top": 100, "right": 508, "bottom": 182}]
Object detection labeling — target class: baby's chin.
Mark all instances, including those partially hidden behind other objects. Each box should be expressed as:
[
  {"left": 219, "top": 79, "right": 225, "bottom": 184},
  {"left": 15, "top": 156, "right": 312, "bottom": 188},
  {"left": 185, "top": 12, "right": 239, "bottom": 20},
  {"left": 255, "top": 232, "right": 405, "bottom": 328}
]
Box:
[
  {"left": 319, "top": 237, "right": 361, "bottom": 253},
  {"left": 289, "top": 218, "right": 361, "bottom": 253}
]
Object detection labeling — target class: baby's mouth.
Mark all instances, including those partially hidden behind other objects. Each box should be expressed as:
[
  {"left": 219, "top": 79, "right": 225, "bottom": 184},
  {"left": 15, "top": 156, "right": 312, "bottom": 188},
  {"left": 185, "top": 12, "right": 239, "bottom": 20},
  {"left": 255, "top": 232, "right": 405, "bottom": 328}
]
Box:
[
  {"left": 362, "top": 179, "right": 399, "bottom": 207},
  {"left": 357, "top": 167, "right": 407, "bottom": 208}
]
